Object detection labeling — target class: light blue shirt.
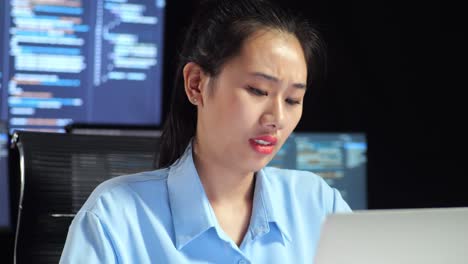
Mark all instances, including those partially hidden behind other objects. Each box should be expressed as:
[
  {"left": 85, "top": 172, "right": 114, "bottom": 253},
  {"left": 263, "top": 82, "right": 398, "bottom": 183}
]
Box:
[{"left": 60, "top": 143, "right": 351, "bottom": 263}]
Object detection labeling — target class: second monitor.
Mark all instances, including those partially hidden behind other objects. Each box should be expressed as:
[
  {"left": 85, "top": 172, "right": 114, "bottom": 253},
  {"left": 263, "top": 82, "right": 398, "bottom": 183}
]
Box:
[{"left": 268, "top": 132, "right": 367, "bottom": 210}]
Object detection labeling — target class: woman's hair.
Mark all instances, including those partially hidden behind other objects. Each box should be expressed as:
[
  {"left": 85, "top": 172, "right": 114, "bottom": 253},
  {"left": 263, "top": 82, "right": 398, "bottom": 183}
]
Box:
[{"left": 156, "top": 0, "right": 327, "bottom": 168}]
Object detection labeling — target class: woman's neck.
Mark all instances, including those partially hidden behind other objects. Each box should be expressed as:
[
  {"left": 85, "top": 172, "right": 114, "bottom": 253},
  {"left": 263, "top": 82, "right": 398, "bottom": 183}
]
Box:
[
  {"left": 192, "top": 141, "right": 255, "bottom": 205},
  {"left": 192, "top": 138, "right": 256, "bottom": 246}
]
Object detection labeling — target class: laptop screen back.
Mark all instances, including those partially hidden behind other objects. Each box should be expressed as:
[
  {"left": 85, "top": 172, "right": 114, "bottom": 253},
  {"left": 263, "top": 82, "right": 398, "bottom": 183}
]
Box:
[{"left": 315, "top": 207, "right": 468, "bottom": 264}]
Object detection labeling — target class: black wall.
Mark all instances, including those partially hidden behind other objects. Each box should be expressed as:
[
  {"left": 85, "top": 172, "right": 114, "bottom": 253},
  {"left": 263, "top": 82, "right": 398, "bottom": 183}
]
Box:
[
  {"left": 274, "top": 1, "right": 466, "bottom": 209},
  {"left": 2, "top": 0, "right": 466, "bottom": 262}
]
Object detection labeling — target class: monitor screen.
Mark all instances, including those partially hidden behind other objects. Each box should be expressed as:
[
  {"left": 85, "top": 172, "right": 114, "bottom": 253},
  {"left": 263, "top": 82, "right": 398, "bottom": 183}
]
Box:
[
  {"left": 1, "top": 0, "right": 166, "bottom": 132},
  {"left": 0, "top": 5, "right": 9, "bottom": 230},
  {"left": 0, "top": 123, "right": 9, "bottom": 229},
  {"left": 0, "top": 2, "right": 5, "bottom": 121},
  {"left": 268, "top": 132, "right": 368, "bottom": 210}
]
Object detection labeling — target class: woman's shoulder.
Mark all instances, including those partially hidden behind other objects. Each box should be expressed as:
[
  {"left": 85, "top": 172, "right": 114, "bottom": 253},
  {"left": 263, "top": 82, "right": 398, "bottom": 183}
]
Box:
[
  {"left": 263, "top": 166, "right": 328, "bottom": 189},
  {"left": 262, "top": 166, "right": 351, "bottom": 212},
  {"left": 80, "top": 168, "right": 170, "bottom": 214}
]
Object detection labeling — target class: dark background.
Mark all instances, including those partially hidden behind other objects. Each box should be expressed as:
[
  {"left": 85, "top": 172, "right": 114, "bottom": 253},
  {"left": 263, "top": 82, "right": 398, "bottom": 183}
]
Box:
[{"left": 2, "top": 0, "right": 466, "bottom": 261}]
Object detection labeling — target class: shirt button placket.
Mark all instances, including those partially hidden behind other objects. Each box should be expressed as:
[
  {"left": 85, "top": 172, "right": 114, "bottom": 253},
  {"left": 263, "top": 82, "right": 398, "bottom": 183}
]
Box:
[{"left": 255, "top": 225, "right": 267, "bottom": 236}]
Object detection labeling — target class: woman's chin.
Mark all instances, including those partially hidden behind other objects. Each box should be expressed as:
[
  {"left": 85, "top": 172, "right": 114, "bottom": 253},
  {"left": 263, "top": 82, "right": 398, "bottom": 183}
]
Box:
[{"left": 245, "top": 157, "right": 273, "bottom": 172}]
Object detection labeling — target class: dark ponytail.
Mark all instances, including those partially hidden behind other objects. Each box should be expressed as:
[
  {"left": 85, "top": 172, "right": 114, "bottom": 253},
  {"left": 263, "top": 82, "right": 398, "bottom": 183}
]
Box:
[{"left": 156, "top": 0, "right": 327, "bottom": 168}]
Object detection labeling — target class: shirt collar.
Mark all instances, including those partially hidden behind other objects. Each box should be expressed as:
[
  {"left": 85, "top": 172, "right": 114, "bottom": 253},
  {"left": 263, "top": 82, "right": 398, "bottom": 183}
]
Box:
[
  {"left": 167, "top": 141, "right": 291, "bottom": 250},
  {"left": 253, "top": 168, "right": 292, "bottom": 243},
  {"left": 167, "top": 142, "right": 218, "bottom": 250}
]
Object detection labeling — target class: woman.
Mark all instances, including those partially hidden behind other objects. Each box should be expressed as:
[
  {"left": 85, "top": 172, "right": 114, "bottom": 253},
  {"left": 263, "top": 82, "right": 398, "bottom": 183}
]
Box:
[{"left": 60, "top": 0, "right": 351, "bottom": 263}]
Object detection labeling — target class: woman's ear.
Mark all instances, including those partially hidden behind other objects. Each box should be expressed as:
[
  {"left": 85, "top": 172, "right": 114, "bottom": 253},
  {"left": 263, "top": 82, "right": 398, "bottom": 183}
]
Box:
[{"left": 183, "top": 62, "right": 208, "bottom": 106}]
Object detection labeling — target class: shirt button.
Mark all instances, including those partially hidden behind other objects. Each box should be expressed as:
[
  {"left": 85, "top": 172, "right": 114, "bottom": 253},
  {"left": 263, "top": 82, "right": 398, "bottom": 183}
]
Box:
[{"left": 238, "top": 260, "right": 247, "bottom": 264}]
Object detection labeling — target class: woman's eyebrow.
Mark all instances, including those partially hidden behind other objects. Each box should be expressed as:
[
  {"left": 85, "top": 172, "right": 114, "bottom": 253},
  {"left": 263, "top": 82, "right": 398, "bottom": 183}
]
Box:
[{"left": 249, "top": 72, "right": 306, "bottom": 89}]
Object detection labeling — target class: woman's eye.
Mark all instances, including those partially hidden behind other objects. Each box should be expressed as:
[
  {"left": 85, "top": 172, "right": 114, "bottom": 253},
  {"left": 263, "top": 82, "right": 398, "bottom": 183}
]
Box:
[
  {"left": 248, "top": 86, "right": 267, "bottom": 96},
  {"left": 286, "top": 98, "right": 301, "bottom": 105}
]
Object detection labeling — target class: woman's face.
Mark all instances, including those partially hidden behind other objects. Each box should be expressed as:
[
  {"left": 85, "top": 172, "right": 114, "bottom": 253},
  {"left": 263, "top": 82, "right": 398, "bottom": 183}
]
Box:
[{"left": 195, "top": 30, "right": 308, "bottom": 173}]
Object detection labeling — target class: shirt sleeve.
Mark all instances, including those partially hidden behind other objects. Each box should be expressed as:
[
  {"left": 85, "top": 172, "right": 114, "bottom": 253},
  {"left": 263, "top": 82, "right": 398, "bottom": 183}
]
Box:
[
  {"left": 332, "top": 188, "right": 352, "bottom": 213},
  {"left": 60, "top": 211, "right": 118, "bottom": 264}
]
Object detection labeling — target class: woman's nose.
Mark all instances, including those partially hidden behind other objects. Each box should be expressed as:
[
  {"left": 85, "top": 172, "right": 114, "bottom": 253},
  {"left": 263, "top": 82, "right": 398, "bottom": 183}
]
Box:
[{"left": 260, "top": 98, "right": 284, "bottom": 131}]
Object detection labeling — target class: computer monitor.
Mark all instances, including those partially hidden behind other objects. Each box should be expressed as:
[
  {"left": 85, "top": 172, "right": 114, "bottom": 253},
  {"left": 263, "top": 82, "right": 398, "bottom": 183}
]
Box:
[
  {"left": 268, "top": 132, "right": 368, "bottom": 210},
  {"left": 0, "top": 123, "right": 10, "bottom": 229},
  {"left": 1, "top": 0, "right": 166, "bottom": 133},
  {"left": 0, "top": 2, "right": 5, "bottom": 123},
  {"left": 0, "top": 3, "right": 10, "bottom": 231}
]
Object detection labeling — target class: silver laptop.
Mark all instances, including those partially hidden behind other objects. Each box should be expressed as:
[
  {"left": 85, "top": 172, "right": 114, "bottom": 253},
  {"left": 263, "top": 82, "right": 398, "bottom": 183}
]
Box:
[{"left": 314, "top": 207, "right": 468, "bottom": 264}]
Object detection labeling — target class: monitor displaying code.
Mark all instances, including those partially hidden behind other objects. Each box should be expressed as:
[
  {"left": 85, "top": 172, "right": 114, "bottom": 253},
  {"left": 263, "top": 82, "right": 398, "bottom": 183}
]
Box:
[{"left": 1, "top": 0, "right": 166, "bottom": 132}]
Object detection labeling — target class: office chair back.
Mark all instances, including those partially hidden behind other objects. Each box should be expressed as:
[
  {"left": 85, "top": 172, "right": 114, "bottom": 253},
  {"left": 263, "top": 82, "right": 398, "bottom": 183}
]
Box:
[{"left": 11, "top": 131, "right": 159, "bottom": 264}]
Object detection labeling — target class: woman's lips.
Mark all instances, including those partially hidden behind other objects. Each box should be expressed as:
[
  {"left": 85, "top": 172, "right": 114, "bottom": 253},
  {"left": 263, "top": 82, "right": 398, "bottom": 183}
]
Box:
[{"left": 249, "top": 135, "right": 277, "bottom": 154}]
